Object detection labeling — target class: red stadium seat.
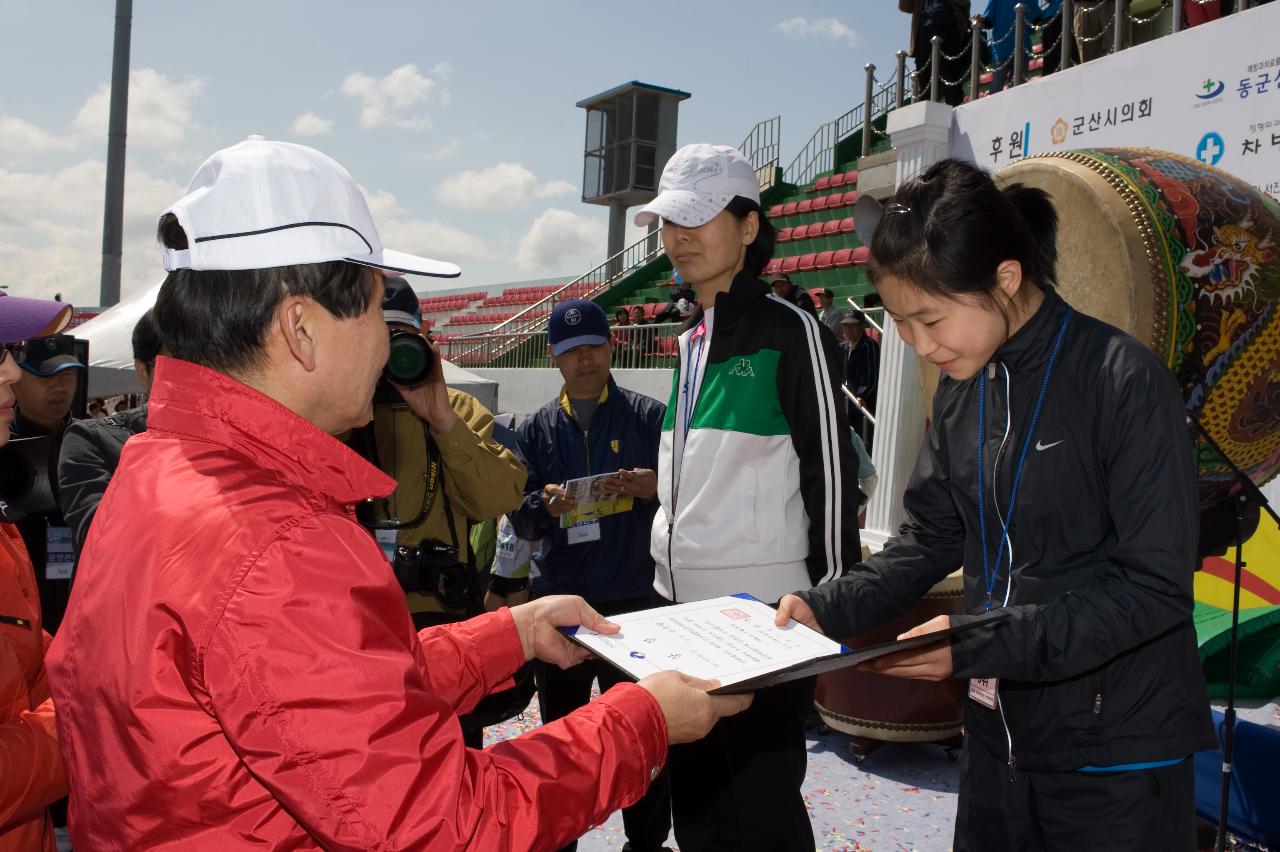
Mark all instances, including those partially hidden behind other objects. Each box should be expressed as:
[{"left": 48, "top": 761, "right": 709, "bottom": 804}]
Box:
[
  {"left": 782, "top": 201, "right": 799, "bottom": 217},
  {"left": 832, "top": 248, "right": 854, "bottom": 267},
  {"left": 787, "top": 224, "right": 806, "bottom": 241},
  {"left": 777, "top": 226, "right": 793, "bottom": 243},
  {"left": 811, "top": 195, "right": 829, "bottom": 212},
  {"left": 815, "top": 176, "right": 831, "bottom": 192},
  {"left": 815, "top": 251, "right": 835, "bottom": 270},
  {"left": 765, "top": 258, "right": 783, "bottom": 275},
  {"left": 656, "top": 336, "right": 679, "bottom": 356},
  {"left": 797, "top": 253, "right": 817, "bottom": 272},
  {"left": 643, "top": 302, "right": 663, "bottom": 320},
  {"left": 843, "top": 170, "right": 858, "bottom": 184},
  {"left": 797, "top": 199, "right": 813, "bottom": 214},
  {"left": 781, "top": 256, "right": 801, "bottom": 274},
  {"left": 828, "top": 173, "right": 846, "bottom": 189},
  {"left": 840, "top": 216, "right": 855, "bottom": 234},
  {"left": 768, "top": 203, "right": 784, "bottom": 219},
  {"left": 841, "top": 190, "right": 858, "bottom": 206},
  {"left": 852, "top": 246, "right": 871, "bottom": 265},
  {"left": 826, "top": 192, "right": 847, "bottom": 209},
  {"left": 822, "top": 219, "right": 841, "bottom": 238}
]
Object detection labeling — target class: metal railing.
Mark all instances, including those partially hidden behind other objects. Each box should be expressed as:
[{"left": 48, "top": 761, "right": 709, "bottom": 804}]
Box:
[
  {"left": 739, "top": 116, "right": 782, "bottom": 190},
  {"left": 439, "top": 230, "right": 667, "bottom": 366},
  {"left": 784, "top": 76, "right": 900, "bottom": 187},
  {"left": 439, "top": 321, "right": 685, "bottom": 370}
]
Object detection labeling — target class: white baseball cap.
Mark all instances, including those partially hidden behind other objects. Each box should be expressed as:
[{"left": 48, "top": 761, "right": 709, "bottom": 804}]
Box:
[
  {"left": 159, "top": 135, "right": 461, "bottom": 278},
  {"left": 633, "top": 143, "right": 761, "bottom": 228}
]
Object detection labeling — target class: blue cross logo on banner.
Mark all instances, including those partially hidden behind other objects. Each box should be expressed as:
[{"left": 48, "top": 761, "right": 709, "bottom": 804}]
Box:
[{"left": 1196, "top": 131, "right": 1225, "bottom": 166}]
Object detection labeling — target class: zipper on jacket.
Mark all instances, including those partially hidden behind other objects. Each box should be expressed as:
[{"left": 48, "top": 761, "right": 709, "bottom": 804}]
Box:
[
  {"left": 0, "top": 614, "right": 32, "bottom": 629},
  {"left": 1091, "top": 670, "right": 1103, "bottom": 716}
]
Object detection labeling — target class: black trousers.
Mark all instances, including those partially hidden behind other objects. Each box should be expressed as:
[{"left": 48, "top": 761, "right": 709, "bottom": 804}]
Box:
[
  {"left": 954, "top": 739, "right": 1197, "bottom": 851},
  {"left": 667, "top": 677, "right": 815, "bottom": 852},
  {"left": 534, "top": 596, "right": 672, "bottom": 852},
  {"left": 913, "top": 13, "right": 968, "bottom": 106}
]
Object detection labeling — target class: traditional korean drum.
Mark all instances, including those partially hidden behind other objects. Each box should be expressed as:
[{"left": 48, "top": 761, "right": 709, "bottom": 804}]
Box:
[
  {"left": 919, "top": 148, "right": 1280, "bottom": 508},
  {"left": 814, "top": 571, "right": 965, "bottom": 743}
]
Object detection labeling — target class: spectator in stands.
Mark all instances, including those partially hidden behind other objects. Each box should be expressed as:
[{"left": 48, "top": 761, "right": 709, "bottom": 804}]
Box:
[
  {"left": 983, "top": 0, "right": 1061, "bottom": 91},
  {"left": 655, "top": 271, "right": 698, "bottom": 323},
  {"left": 1073, "top": 0, "right": 1115, "bottom": 62},
  {"left": 0, "top": 291, "right": 70, "bottom": 852},
  {"left": 814, "top": 287, "right": 846, "bottom": 332},
  {"left": 630, "top": 304, "right": 649, "bottom": 325},
  {"left": 767, "top": 272, "right": 818, "bottom": 316},
  {"left": 903, "top": 0, "right": 971, "bottom": 106},
  {"left": 635, "top": 142, "right": 862, "bottom": 852},
  {"left": 11, "top": 334, "right": 85, "bottom": 635},
  {"left": 45, "top": 137, "right": 746, "bottom": 851},
  {"left": 58, "top": 309, "right": 163, "bottom": 558},
  {"left": 839, "top": 312, "right": 879, "bottom": 449},
  {"left": 511, "top": 299, "right": 672, "bottom": 852},
  {"left": 613, "top": 306, "right": 632, "bottom": 327}
]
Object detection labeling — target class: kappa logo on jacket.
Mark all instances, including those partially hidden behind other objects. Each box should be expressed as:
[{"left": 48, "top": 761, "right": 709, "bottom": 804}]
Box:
[{"left": 727, "top": 358, "right": 755, "bottom": 378}]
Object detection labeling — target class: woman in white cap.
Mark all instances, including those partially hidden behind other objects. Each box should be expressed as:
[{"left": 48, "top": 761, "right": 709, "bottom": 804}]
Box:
[
  {"left": 0, "top": 291, "right": 72, "bottom": 852},
  {"left": 637, "top": 143, "right": 862, "bottom": 851}
]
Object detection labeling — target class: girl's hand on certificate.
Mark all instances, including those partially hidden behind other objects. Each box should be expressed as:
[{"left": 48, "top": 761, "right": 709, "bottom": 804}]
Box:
[
  {"left": 774, "top": 594, "right": 823, "bottom": 634},
  {"left": 862, "top": 615, "right": 954, "bottom": 681}
]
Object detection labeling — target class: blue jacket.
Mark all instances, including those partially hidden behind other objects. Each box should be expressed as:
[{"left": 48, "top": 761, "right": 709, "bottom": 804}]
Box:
[{"left": 511, "top": 377, "right": 664, "bottom": 603}]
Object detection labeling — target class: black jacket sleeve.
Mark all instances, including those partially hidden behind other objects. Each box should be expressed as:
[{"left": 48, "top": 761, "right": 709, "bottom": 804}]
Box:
[
  {"left": 508, "top": 412, "right": 559, "bottom": 541},
  {"left": 798, "top": 408, "right": 964, "bottom": 638},
  {"left": 949, "top": 347, "right": 1199, "bottom": 682},
  {"left": 57, "top": 421, "right": 118, "bottom": 557},
  {"left": 776, "top": 316, "right": 862, "bottom": 588}
]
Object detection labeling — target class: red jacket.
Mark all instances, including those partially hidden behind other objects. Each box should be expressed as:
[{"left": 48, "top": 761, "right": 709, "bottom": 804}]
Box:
[
  {"left": 0, "top": 523, "right": 64, "bottom": 852},
  {"left": 46, "top": 357, "right": 666, "bottom": 851}
]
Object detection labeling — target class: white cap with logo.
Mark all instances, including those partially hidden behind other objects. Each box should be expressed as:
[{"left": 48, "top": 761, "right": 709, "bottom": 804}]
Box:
[
  {"left": 633, "top": 143, "right": 761, "bottom": 229},
  {"left": 159, "top": 135, "right": 461, "bottom": 278}
]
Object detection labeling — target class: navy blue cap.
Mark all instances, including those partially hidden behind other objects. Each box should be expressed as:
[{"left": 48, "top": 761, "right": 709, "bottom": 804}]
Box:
[
  {"left": 19, "top": 334, "right": 85, "bottom": 377},
  {"left": 381, "top": 276, "right": 423, "bottom": 329},
  {"left": 547, "top": 300, "right": 610, "bottom": 357}
]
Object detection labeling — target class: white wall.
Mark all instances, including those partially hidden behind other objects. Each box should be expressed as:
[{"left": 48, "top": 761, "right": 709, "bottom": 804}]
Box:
[{"left": 472, "top": 368, "right": 673, "bottom": 420}]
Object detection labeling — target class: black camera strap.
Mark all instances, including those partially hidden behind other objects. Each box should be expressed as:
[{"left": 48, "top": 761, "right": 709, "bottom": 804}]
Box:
[{"left": 423, "top": 427, "right": 461, "bottom": 555}]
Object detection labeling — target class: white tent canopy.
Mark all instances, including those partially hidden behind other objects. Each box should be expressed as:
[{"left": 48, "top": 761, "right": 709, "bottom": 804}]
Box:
[{"left": 72, "top": 282, "right": 500, "bottom": 411}]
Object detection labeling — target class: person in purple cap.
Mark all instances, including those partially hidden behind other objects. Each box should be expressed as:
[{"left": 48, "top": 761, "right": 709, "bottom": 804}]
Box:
[{"left": 0, "top": 290, "right": 71, "bottom": 852}]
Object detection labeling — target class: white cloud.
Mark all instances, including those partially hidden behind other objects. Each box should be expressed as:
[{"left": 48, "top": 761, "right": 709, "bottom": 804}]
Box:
[
  {"left": 291, "top": 112, "right": 333, "bottom": 137},
  {"left": 438, "top": 162, "right": 576, "bottom": 209},
  {"left": 0, "top": 115, "right": 73, "bottom": 153},
  {"left": 340, "top": 63, "right": 450, "bottom": 130},
  {"left": 516, "top": 209, "right": 606, "bottom": 272},
  {"left": 773, "top": 17, "right": 858, "bottom": 46},
  {"left": 362, "top": 185, "right": 491, "bottom": 265},
  {"left": 0, "top": 158, "right": 185, "bottom": 308},
  {"left": 71, "top": 68, "right": 204, "bottom": 149}
]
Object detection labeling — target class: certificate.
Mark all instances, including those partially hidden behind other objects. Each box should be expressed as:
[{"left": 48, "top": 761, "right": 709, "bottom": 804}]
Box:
[{"left": 564, "top": 594, "right": 1009, "bottom": 694}]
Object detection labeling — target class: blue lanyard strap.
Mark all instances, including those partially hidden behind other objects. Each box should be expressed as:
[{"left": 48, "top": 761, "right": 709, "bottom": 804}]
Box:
[{"left": 977, "top": 306, "right": 1072, "bottom": 610}]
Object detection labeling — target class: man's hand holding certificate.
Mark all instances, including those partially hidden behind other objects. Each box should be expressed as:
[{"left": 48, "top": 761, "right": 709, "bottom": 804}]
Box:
[{"left": 565, "top": 595, "right": 1010, "bottom": 694}]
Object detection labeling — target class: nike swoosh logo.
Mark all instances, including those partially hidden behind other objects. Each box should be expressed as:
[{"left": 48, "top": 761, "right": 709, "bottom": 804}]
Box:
[{"left": 1035, "top": 440, "right": 1063, "bottom": 451}]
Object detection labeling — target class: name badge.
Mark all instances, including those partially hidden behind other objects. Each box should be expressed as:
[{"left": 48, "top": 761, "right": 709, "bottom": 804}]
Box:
[
  {"left": 567, "top": 520, "right": 602, "bottom": 546},
  {"left": 374, "top": 528, "right": 398, "bottom": 565},
  {"left": 969, "top": 677, "right": 999, "bottom": 710},
  {"left": 46, "top": 526, "right": 75, "bottom": 581}
]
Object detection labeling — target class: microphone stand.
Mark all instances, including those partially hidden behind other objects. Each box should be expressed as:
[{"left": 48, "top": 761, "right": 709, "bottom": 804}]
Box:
[{"left": 1187, "top": 417, "right": 1279, "bottom": 852}]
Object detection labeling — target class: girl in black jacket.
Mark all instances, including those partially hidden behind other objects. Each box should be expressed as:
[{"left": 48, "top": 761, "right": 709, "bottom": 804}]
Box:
[{"left": 778, "top": 159, "right": 1216, "bottom": 851}]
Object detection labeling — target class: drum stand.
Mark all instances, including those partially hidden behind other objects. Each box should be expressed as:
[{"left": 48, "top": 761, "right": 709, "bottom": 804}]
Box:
[{"left": 1188, "top": 418, "right": 1280, "bottom": 852}]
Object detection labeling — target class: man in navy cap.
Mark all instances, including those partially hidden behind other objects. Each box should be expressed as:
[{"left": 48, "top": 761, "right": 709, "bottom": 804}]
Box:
[
  {"left": 510, "top": 299, "right": 673, "bottom": 852},
  {"left": 11, "top": 333, "right": 86, "bottom": 634}
]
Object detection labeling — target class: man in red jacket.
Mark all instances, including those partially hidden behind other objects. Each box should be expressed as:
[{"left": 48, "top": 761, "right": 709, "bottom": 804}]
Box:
[
  {"left": 0, "top": 290, "right": 73, "bottom": 852},
  {"left": 45, "top": 137, "right": 749, "bottom": 851}
]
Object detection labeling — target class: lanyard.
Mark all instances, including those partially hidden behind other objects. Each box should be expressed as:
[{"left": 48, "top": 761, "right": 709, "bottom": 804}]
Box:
[
  {"left": 682, "top": 318, "right": 708, "bottom": 439},
  {"left": 977, "top": 306, "right": 1071, "bottom": 610}
]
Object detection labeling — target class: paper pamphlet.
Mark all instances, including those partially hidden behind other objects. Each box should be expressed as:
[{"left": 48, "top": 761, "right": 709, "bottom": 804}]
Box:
[
  {"left": 563, "top": 595, "right": 1010, "bottom": 695},
  {"left": 559, "top": 472, "right": 634, "bottom": 528}
]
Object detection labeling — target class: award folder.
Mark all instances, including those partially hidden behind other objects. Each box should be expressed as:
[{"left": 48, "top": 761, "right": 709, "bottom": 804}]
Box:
[{"left": 563, "top": 594, "right": 1010, "bottom": 695}]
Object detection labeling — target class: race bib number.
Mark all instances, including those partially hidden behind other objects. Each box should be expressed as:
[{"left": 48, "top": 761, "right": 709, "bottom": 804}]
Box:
[
  {"left": 969, "top": 677, "right": 999, "bottom": 710},
  {"left": 567, "top": 520, "right": 602, "bottom": 546}
]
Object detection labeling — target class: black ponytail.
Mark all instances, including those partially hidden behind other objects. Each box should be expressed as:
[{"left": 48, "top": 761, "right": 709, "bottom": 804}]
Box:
[
  {"left": 724, "top": 195, "right": 777, "bottom": 280},
  {"left": 1000, "top": 182, "right": 1059, "bottom": 289}
]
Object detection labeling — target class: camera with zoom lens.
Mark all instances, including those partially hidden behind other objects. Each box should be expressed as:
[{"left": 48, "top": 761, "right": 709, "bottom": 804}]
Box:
[
  {"left": 392, "top": 538, "right": 479, "bottom": 612},
  {"left": 385, "top": 329, "right": 435, "bottom": 386}
]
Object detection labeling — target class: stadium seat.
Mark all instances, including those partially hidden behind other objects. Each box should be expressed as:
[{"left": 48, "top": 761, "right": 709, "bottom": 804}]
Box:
[
  {"left": 777, "top": 226, "right": 793, "bottom": 243},
  {"left": 655, "top": 336, "right": 679, "bottom": 356},
  {"left": 815, "top": 176, "right": 831, "bottom": 192},
  {"left": 781, "top": 256, "right": 801, "bottom": 274},
  {"left": 782, "top": 201, "right": 799, "bottom": 217},
  {"left": 789, "top": 224, "right": 809, "bottom": 241},
  {"left": 852, "top": 246, "right": 871, "bottom": 265},
  {"left": 832, "top": 248, "right": 854, "bottom": 268},
  {"left": 839, "top": 216, "right": 855, "bottom": 234},
  {"left": 797, "top": 199, "right": 813, "bottom": 215},
  {"left": 765, "top": 258, "right": 783, "bottom": 275},
  {"left": 826, "top": 192, "right": 848, "bottom": 210},
  {"left": 842, "top": 190, "right": 858, "bottom": 206},
  {"left": 843, "top": 169, "right": 858, "bottom": 183},
  {"left": 797, "top": 253, "right": 817, "bottom": 272},
  {"left": 822, "top": 220, "right": 841, "bottom": 238},
  {"left": 768, "top": 203, "right": 784, "bottom": 219},
  {"left": 828, "top": 173, "right": 846, "bottom": 189},
  {"left": 812, "top": 195, "right": 829, "bottom": 212},
  {"left": 815, "top": 251, "right": 835, "bottom": 270},
  {"left": 643, "top": 302, "right": 663, "bottom": 320}
]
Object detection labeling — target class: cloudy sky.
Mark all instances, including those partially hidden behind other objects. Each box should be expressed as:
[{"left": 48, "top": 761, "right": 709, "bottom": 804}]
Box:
[{"left": 0, "top": 1, "right": 906, "bottom": 308}]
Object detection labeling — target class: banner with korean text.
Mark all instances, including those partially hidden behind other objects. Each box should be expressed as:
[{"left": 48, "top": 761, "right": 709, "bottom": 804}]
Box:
[{"left": 948, "top": 3, "right": 1280, "bottom": 197}]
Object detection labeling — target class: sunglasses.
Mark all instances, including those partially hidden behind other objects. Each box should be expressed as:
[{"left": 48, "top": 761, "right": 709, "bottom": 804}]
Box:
[{"left": 0, "top": 341, "right": 27, "bottom": 366}]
